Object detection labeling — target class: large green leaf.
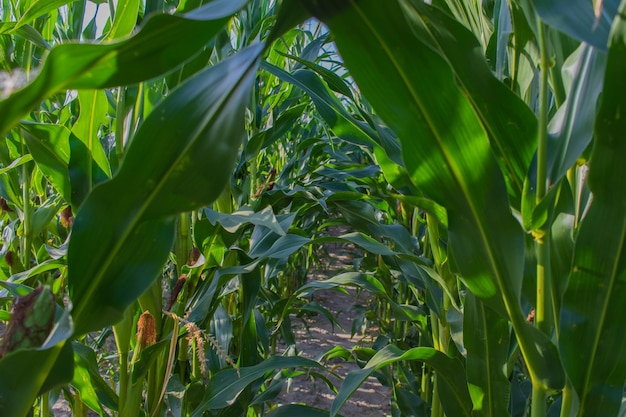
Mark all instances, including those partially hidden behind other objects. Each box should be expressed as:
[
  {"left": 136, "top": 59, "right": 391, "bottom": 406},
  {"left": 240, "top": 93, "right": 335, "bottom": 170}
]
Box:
[
  {"left": 401, "top": 2, "right": 537, "bottom": 208},
  {"left": 464, "top": 293, "right": 511, "bottom": 417},
  {"left": 532, "top": 0, "right": 618, "bottom": 50},
  {"left": 559, "top": 3, "right": 626, "bottom": 415},
  {"left": 0, "top": 0, "right": 249, "bottom": 136},
  {"left": 298, "top": 0, "right": 563, "bottom": 390},
  {"left": 330, "top": 344, "right": 472, "bottom": 417},
  {"left": 69, "top": 44, "right": 263, "bottom": 335}
]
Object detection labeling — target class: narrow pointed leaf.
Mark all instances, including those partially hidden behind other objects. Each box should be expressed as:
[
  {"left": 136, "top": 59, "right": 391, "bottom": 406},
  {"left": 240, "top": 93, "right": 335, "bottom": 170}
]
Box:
[
  {"left": 69, "top": 44, "right": 263, "bottom": 335},
  {"left": 559, "top": 5, "right": 626, "bottom": 415}
]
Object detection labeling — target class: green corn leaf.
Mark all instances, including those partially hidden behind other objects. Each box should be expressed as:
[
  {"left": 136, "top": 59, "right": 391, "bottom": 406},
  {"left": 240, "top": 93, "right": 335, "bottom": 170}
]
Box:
[
  {"left": 559, "top": 3, "right": 626, "bottom": 415},
  {"left": 330, "top": 344, "right": 472, "bottom": 417},
  {"left": 72, "top": 90, "right": 112, "bottom": 182},
  {"left": 72, "top": 342, "right": 118, "bottom": 414},
  {"left": 192, "top": 356, "right": 323, "bottom": 414},
  {"left": 69, "top": 44, "right": 263, "bottom": 335},
  {"left": 532, "top": 0, "right": 618, "bottom": 50},
  {"left": 298, "top": 0, "right": 564, "bottom": 390},
  {"left": 464, "top": 293, "right": 511, "bottom": 417},
  {"left": 401, "top": 2, "right": 537, "bottom": 209},
  {"left": 547, "top": 44, "right": 607, "bottom": 183},
  {"left": 203, "top": 205, "right": 286, "bottom": 236},
  {"left": 0, "top": 0, "right": 249, "bottom": 137},
  {"left": 0, "top": 311, "right": 74, "bottom": 417},
  {"left": 261, "top": 63, "right": 378, "bottom": 147},
  {"left": 19, "top": 123, "right": 72, "bottom": 204},
  {"left": 14, "top": 0, "right": 81, "bottom": 31},
  {"left": 107, "top": 0, "right": 140, "bottom": 40}
]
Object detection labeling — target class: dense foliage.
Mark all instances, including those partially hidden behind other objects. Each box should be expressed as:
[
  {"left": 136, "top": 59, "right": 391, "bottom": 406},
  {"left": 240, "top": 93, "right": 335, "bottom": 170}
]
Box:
[{"left": 0, "top": 0, "right": 625, "bottom": 416}]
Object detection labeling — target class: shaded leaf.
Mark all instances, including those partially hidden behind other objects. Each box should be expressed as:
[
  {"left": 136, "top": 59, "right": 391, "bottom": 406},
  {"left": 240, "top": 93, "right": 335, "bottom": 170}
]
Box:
[{"left": 559, "top": 5, "right": 626, "bottom": 415}]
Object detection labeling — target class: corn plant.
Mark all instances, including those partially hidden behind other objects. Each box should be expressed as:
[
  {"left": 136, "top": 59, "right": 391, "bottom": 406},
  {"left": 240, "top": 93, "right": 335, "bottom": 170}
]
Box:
[{"left": 2, "top": 0, "right": 626, "bottom": 416}]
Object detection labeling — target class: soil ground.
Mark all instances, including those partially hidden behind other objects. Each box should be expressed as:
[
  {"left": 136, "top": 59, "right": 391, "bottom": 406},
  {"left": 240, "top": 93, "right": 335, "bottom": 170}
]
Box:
[{"left": 275, "top": 243, "right": 391, "bottom": 416}]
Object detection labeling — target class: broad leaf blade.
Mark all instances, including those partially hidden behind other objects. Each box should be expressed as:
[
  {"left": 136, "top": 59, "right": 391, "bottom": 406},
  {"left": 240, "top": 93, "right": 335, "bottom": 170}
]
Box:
[
  {"left": 69, "top": 44, "right": 263, "bottom": 335},
  {"left": 401, "top": 2, "right": 537, "bottom": 208},
  {"left": 559, "top": 5, "right": 626, "bottom": 415},
  {"left": 302, "top": 0, "right": 564, "bottom": 389},
  {"left": 19, "top": 123, "right": 72, "bottom": 203}
]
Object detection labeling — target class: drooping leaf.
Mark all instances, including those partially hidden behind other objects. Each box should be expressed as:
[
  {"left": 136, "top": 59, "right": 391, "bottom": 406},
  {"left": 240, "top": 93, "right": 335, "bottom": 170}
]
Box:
[
  {"left": 192, "top": 356, "right": 322, "bottom": 414},
  {"left": 331, "top": 344, "right": 472, "bottom": 417},
  {"left": 0, "top": 0, "right": 249, "bottom": 136},
  {"left": 261, "top": 63, "right": 378, "bottom": 147},
  {"left": 559, "top": 4, "right": 626, "bottom": 415},
  {"left": 203, "top": 205, "right": 286, "bottom": 236},
  {"left": 69, "top": 44, "right": 264, "bottom": 335}
]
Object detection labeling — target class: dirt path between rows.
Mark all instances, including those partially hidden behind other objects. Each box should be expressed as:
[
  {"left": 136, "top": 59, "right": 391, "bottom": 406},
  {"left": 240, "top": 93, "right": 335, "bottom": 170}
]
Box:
[{"left": 275, "top": 238, "right": 391, "bottom": 417}]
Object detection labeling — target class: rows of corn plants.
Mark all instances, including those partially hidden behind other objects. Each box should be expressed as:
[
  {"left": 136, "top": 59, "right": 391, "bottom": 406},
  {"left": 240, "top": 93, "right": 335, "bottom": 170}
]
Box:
[{"left": 1, "top": 0, "right": 626, "bottom": 416}]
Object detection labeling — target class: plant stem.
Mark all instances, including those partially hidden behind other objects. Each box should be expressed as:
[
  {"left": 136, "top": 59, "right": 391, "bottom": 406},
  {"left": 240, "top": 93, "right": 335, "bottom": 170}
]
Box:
[
  {"left": 431, "top": 374, "right": 443, "bottom": 417},
  {"left": 20, "top": 143, "right": 32, "bottom": 267},
  {"left": 532, "top": 20, "right": 552, "bottom": 417},
  {"left": 532, "top": 384, "right": 547, "bottom": 417},
  {"left": 115, "top": 87, "right": 126, "bottom": 164}
]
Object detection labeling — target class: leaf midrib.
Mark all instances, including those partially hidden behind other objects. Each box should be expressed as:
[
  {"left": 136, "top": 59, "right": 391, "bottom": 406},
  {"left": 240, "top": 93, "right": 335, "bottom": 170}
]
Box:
[
  {"left": 72, "top": 49, "right": 260, "bottom": 330},
  {"left": 349, "top": 0, "right": 512, "bottom": 306}
]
